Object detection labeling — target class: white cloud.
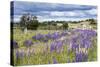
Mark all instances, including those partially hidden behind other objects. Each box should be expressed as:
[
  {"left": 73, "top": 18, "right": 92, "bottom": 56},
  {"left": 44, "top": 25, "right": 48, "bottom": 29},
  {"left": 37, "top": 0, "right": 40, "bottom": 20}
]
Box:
[
  {"left": 65, "top": 12, "right": 76, "bottom": 16},
  {"left": 85, "top": 8, "right": 97, "bottom": 15},
  {"left": 50, "top": 11, "right": 78, "bottom": 17},
  {"left": 14, "top": 15, "right": 22, "bottom": 22},
  {"left": 14, "top": 18, "right": 20, "bottom": 22},
  {"left": 38, "top": 17, "right": 90, "bottom": 22},
  {"left": 50, "top": 11, "right": 86, "bottom": 17},
  {"left": 50, "top": 11, "right": 65, "bottom": 16},
  {"left": 13, "top": 8, "right": 97, "bottom": 22}
]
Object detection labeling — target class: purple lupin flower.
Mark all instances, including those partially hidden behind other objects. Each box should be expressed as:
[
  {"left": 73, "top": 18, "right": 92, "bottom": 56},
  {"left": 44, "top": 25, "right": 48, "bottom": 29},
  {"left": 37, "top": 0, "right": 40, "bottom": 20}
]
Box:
[
  {"left": 53, "top": 57, "right": 57, "bottom": 64},
  {"left": 24, "top": 40, "right": 33, "bottom": 47},
  {"left": 32, "top": 36, "right": 36, "bottom": 40},
  {"left": 42, "top": 39, "right": 48, "bottom": 42},
  {"left": 75, "top": 52, "right": 88, "bottom": 62},
  {"left": 75, "top": 52, "right": 83, "bottom": 62},
  {"left": 56, "top": 41, "right": 63, "bottom": 48},
  {"left": 51, "top": 32, "right": 60, "bottom": 40},
  {"left": 50, "top": 42, "right": 56, "bottom": 52},
  {"left": 45, "top": 33, "right": 52, "bottom": 39},
  {"left": 75, "top": 29, "right": 97, "bottom": 37},
  {"left": 16, "top": 50, "right": 19, "bottom": 60},
  {"left": 55, "top": 41, "right": 63, "bottom": 53},
  {"left": 83, "top": 29, "right": 97, "bottom": 37},
  {"left": 16, "top": 50, "right": 24, "bottom": 60},
  {"left": 80, "top": 39, "right": 91, "bottom": 48},
  {"left": 32, "top": 34, "right": 44, "bottom": 41},
  {"left": 72, "top": 43, "right": 79, "bottom": 50},
  {"left": 61, "top": 32, "right": 67, "bottom": 36},
  {"left": 11, "top": 40, "right": 19, "bottom": 49},
  {"left": 71, "top": 37, "right": 79, "bottom": 50}
]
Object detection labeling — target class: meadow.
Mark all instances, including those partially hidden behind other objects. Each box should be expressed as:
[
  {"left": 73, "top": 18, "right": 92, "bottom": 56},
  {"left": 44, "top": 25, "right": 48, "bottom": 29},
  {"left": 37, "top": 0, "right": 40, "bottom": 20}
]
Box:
[
  {"left": 12, "top": 28, "right": 97, "bottom": 66},
  {"left": 10, "top": 1, "right": 97, "bottom": 66}
]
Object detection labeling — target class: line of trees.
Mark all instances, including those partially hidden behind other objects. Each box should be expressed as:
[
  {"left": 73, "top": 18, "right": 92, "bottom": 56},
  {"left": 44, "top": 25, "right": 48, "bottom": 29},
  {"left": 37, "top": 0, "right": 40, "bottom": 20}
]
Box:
[
  {"left": 14, "top": 13, "right": 96, "bottom": 32},
  {"left": 19, "top": 13, "right": 69, "bottom": 32},
  {"left": 14, "top": 13, "right": 97, "bottom": 32}
]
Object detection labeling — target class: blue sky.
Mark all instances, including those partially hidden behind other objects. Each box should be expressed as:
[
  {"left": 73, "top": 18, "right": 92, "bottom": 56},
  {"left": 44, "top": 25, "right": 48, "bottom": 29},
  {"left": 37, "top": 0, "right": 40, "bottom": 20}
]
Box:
[{"left": 12, "top": 1, "right": 97, "bottom": 22}]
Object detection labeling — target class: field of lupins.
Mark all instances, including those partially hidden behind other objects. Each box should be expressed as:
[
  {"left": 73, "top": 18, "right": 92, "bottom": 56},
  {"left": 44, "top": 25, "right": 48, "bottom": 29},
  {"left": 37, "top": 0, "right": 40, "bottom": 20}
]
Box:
[{"left": 12, "top": 29, "right": 97, "bottom": 66}]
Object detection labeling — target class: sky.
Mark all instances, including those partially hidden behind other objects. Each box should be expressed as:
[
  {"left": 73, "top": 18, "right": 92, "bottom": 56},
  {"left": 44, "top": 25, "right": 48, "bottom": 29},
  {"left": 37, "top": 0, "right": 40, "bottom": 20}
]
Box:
[{"left": 11, "top": 1, "right": 97, "bottom": 22}]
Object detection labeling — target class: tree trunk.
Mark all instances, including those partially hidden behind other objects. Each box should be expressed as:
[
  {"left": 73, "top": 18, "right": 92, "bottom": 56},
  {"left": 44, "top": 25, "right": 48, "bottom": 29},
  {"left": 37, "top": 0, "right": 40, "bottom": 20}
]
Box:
[{"left": 24, "top": 27, "right": 27, "bottom": 34}]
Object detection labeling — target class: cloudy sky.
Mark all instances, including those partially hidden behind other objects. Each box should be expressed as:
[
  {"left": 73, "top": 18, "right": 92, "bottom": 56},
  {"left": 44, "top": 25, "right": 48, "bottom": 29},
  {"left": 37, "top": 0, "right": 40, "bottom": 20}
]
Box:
[{"left": 11, "top": 1, "right": 97, "bottom": 22}]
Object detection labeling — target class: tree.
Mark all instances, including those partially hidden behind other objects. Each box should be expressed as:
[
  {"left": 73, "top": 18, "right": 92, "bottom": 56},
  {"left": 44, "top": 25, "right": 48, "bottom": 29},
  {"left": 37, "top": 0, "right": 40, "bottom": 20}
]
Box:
[
  {"left": 63, "top": 23, "right": 68, "bottom": 30},
  {"left": 20, "top": 13, "right": 39, "bottom": 33},
  {"left": 27, "top": 16, "right": 39, "bottom": 30},
  {"left": 20, "top": 14, "right": 28, "bottom": 33}
]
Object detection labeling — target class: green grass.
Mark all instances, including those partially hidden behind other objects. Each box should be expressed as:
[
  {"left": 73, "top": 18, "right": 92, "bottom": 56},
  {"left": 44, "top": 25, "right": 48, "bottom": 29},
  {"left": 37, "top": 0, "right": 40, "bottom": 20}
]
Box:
[{"left": 12, "top": 28, "right": 97, "bottom": 66}]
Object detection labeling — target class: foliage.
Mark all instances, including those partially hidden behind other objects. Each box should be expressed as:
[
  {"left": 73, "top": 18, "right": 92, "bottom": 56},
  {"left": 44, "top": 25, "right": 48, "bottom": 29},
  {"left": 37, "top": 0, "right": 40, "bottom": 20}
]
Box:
[{"left": 20, "top": 14, "right": 39, "bottom": 30}]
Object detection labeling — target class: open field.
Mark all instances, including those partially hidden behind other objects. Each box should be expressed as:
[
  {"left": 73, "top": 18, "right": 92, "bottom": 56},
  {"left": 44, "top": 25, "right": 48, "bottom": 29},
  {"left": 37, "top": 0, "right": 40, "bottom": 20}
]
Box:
[{"left": 12, "top": 28, "right": 97, "bottom": 66}]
